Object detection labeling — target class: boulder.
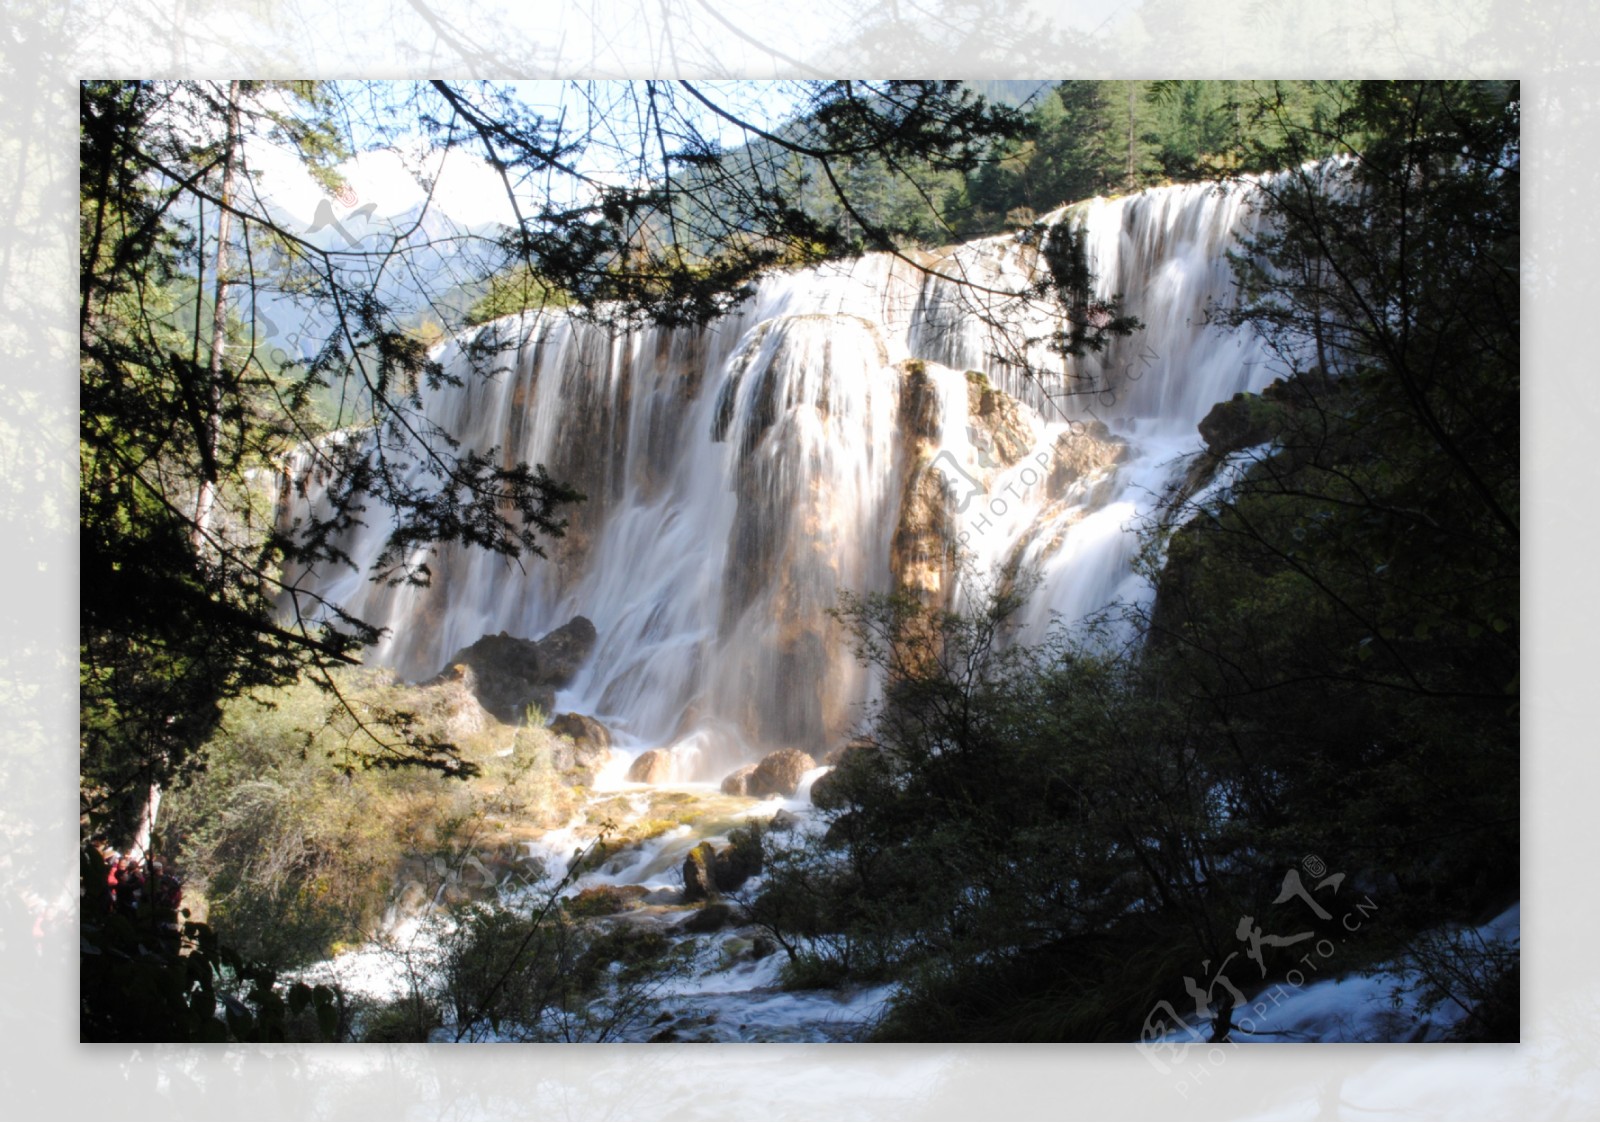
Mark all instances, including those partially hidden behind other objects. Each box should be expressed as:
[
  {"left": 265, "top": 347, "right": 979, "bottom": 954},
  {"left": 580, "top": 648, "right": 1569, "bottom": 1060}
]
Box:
[
  {"left": 534, "top": 616, "right": 598, "bottom": 685},
  {"left": 549, "top": 712, "right": 611, "bottom": 752},
  {"left": 624, "top": 751, "right": 675, "bottom": 787},
  {"left": 682, "top": 841, "right": 718, "bottom": 903},
  {"left": 714, "top": 824, "right": 763, "bottom": 892},
  {"left": 549, "top": 713, "right": 613, "bottom": 781},
  {"left": 748, "top": 748, "right": 816, "bottom": 798},
  {"left": 808, "top": 768, "right": 844, "bottom": 811},
  {"left": 813, "top": 742, "right": 877, "bottom": 810},
  {"left": 675, "top": 901, "right": 735, "bottom": 933},
  {"left": 720, "top": 763, "right": 758, "bottom": 797},
  {"left": 1197, "top": 392, "right": 1277, "bottom": 458},
  {"left": 823, "top": 735, "right": 877, "bottom": 766},
  {"left": 426, "top": 616, "right": 597, "bottom": 724},
  {"left": 627, "top": 748, "right": 675, "bottom": 784},
  {"left": 566, "top": 884, "right": 648, "bottom": 918},
  {"left": 769, "top": 808, "right": 800, "bottom": 833}
]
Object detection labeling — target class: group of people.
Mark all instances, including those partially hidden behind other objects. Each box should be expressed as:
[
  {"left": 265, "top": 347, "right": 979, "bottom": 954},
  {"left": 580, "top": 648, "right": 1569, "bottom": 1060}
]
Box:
[{"left": 93, "top": 845, "right": 182, "bottom": 926}]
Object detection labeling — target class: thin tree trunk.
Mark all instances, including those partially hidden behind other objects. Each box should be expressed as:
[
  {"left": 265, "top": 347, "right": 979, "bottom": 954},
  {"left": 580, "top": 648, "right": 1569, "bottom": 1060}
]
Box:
[
  {"left": 192, "top": 79, "right": 239, "bottom": 553},
  {"left": 148, "top": 81, "right": 239, "bottom": 858},
  {"left": 1126, "top": 83, "right": 1138, "bottom": 191},
  {"left": 128, "top": 783, "right": 162, "bottom": 862}
]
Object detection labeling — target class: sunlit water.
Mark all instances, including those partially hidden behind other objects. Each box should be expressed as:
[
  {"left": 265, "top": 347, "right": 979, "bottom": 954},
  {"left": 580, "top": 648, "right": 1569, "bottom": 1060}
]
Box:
[{"left": 285, "top": 177, "right": 1294, "bottom": 1039}]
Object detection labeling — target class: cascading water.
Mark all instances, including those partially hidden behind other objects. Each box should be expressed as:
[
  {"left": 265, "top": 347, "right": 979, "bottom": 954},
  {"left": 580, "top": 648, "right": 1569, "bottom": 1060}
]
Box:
[
  {"left": 284, "top": 175, "right": 1287, "bottom": 1041},
  {"left": 281, "top": 177, "right": 1276, "bottom": 782}
]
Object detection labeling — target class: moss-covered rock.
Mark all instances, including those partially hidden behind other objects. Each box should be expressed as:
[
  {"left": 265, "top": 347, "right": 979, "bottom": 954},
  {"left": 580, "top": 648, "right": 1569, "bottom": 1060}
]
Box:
[
  {"left": 715, "top": 823, "right": 764, "bottom": 891},
  {"left": 1197, "top": 390, "right": 1280, "bottom": 457},
  {"left": 682, "top": 841, "right": 718, "bottom": 902},
  {"left": 565, "top": 884, "right": 650, "bottom": 918},
  {"left": 676, "top": 901, "right": 736, "bottom": 933}
]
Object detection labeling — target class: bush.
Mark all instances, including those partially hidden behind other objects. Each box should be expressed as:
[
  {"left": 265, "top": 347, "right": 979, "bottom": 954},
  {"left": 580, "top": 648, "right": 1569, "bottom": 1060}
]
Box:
[
  {"left": 163, "top": 667, "right": 574, "bottom": 969},
  {"left": 435, "top": 900, "right": 687, "bottom": 1041},
  {"left": 750, "top": 568, "right": 1510, "bottom": 1040}
]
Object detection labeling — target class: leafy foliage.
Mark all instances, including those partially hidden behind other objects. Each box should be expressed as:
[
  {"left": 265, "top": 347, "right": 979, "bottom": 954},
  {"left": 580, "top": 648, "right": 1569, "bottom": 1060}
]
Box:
[
  {"left": 945, "top": 81, "right": 1354, "bottom": 237},
  {"left": 1148, "top": 80, "right": 1520, "bottom": 919}
]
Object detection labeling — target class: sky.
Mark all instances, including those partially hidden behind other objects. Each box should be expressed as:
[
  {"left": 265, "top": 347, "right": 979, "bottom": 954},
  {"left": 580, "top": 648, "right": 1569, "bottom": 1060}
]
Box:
[{"left": 248, "top": 80, "right": 820, "bottom": 232}]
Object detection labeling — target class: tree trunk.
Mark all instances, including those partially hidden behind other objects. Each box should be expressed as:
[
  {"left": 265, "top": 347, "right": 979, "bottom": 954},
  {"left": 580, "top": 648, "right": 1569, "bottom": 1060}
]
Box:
[
  {"left": 127, "top": 782, "right": 162, "bottom": 862},
  {"left": 192, "top": 79, "right": 239, "bottom": 553},
  {"left": 154, "top": 80, "right": 239, "bottom": 858},
  {"left": 1126, "top": 83, "right": 1138, "bottom": 191}
]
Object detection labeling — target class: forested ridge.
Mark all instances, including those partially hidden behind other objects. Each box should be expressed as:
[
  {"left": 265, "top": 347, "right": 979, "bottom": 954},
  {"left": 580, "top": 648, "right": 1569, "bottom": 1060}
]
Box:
[{"left": 79, "top": 79, "right": 1517, "bottom": 1043}]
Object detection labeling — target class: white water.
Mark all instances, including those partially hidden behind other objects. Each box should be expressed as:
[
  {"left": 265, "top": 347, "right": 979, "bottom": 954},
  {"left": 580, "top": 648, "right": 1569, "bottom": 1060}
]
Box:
[
  {"left": 284, "top": 177, "right": 1293, "bottom": 1040},
  {"left": 280, "top": 177, "right": 1276, "bottom": 779},
  {"left": 299, "top": 772, "right": 884, "bottom": 1042},
  {"left": 1146, "top": 903, "right": 1521, "bottom": 1047}
]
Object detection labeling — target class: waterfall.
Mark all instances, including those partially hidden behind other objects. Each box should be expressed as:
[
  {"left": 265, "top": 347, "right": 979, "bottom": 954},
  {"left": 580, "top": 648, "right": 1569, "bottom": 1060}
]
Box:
[{"left": 278, "top": 177, "right": 1277, "bottom": 779}]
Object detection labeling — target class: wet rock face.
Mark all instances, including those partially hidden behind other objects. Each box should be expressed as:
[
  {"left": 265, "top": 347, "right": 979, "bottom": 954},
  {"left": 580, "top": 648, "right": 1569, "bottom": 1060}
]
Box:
[
  {"left": 426, "top": 617, "right": 597, "bottom": 724},
  {"left": 965, "top": 370, "right": 1034, "bottom": 471},
  {"left": 890, "top": 361, "right": 957, "bottom": 609},
  {"left": 705, "top": 314, "right": 893, "bottom": 754},
  {"left": 890, "top": 367, "right": 1044, "bottom": 612},
  {"left": 1044, "top": 420, "right": 1127, "bottom": 497}
]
